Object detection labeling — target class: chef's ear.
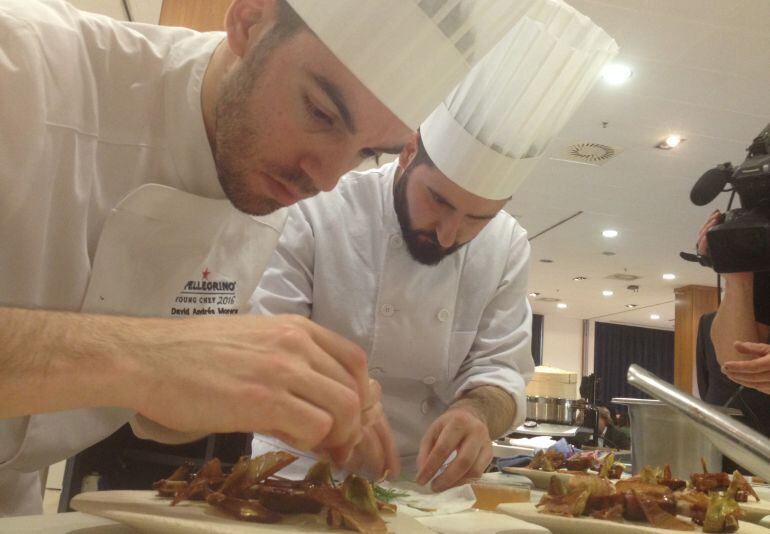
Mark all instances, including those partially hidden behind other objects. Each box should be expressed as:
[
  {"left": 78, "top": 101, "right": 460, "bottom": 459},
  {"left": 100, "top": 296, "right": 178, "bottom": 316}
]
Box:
[
  {"left": 225, "top": 0, "right": 279, "bottom": 58},
  {"left": 398, "top": 132, "right": 420, "bottom": 170}
]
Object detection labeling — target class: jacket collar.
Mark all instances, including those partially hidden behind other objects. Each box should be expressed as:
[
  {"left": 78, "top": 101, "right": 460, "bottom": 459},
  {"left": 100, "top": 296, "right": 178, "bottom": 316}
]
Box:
[{"left": 164, "top": 32, "right": 225, "bottom": 199}]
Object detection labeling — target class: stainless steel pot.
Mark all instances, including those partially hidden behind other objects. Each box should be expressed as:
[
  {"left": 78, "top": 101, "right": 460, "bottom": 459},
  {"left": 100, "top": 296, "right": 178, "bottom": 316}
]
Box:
[{"left": 526, "top": 396, "right": 585, "bottom": 426}]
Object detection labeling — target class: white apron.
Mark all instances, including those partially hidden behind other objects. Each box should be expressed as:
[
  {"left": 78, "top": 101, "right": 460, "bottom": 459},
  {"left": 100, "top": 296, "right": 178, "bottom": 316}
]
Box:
[{"left": 1, "top": 185, "right": 286, "bottom": 513}]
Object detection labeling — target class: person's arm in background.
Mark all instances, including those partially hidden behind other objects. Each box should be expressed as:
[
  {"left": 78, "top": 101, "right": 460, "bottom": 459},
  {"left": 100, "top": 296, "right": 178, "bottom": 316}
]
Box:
[
  {"left": 417, "top": 224, "right": 534, "bottom": 492},
  {"left": 697, "top": 211, "right": 770, "bottom": 394},
  {"left": 711, "top": 273, "right": 768, "bottom": 364},
  {"left": 695, "top": 312, "right": 713, "bottom": 399},
  {"left": 696, "top": 210, "right": 768, "bottom": 363}
]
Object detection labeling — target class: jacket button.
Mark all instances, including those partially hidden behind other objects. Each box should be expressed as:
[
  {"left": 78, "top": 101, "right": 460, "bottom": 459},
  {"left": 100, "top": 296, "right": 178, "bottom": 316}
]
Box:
[
  {"left": 436, "top": 308, "right": 451, "bottom": 322},
  {"left": 390, "top": 234, "right": 403, "bottom": 248},
  {"left": 380, "top": 303, "right": 394, "bottom": 316},
  {"left": 422, "top": 376, "right": 436, "bottom": 385},
  {"left": 420, "top": 399, "right": 430, "bottom": 414}
]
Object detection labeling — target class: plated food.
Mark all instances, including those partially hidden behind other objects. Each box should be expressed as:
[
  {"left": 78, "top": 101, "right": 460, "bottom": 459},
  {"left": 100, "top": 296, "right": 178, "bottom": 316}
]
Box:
[
  {"left": 535, "top": 462, "right": 759, "bottom": 533},
  {"left": 152, "top": 452, "right": 395, "bottom": 534},
  {"left": 504, "top": 450, "right": 626, "bottom": 489},
  {"left": 527, "top": 450, "right": 626, "bottom": 479}
]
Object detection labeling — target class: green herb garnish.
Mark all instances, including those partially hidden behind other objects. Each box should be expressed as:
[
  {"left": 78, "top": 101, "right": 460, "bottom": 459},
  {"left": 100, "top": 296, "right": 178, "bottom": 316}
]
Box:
[{"left": 373, "top": 485, "right": 409, "bottom": 503}]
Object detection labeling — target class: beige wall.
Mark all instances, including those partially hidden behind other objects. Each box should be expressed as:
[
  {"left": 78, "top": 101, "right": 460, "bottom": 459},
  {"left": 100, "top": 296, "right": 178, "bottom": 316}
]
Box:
[{"left": 539, "top": 314, "right": 584, "bottom": 399}]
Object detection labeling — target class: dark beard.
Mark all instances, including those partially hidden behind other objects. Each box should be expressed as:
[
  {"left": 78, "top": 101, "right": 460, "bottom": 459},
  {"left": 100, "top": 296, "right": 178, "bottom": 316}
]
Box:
[
  {"left": 213, "top": 34, "right": 318, "bottom": 216},
  {"left": 393, "top": 164, "right": 465, "bottom": 266}
]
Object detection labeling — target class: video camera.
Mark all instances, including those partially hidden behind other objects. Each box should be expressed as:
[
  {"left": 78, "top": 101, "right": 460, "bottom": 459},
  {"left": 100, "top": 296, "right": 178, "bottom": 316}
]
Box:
[{"left": 686, "top": 123, "right": 770, "bottom": 273}]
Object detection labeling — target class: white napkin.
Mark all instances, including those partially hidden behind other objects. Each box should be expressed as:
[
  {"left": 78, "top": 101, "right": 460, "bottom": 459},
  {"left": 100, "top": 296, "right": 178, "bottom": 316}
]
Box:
[
  {"left": 380, "top": 481, "right": 476, "bottom": 517},
  {"left": 507, "top": 436, "right": 558, "bottom": 451}
]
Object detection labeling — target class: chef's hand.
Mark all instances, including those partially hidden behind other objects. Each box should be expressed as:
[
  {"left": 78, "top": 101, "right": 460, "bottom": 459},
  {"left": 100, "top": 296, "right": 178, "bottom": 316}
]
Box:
[
  {"left": 341, "top": 405, "right": 401, "bottom": 481},
  {"left": 131, "top": 314, "right": 368, "bottom": 465},
  {"left": 415, "top": 407, "right": 492, "bottom": 492},
  {"left": 314, "top": 378, "right": 389, "bottom": 467},
  {"left": 722, "top": 341, "right": 770, "bottom": 394}
]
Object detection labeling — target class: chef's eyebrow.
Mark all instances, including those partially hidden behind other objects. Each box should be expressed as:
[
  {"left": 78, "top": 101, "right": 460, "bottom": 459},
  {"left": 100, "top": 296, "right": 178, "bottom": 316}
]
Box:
[
  {"left": 427, "top": 186, "right": 498, "bottom": 220},
  {"left": 310, "top": 72, "right": 355, "bottom": 134},
  {"left": 309, "top": 72, "right": 405, "bottom": 156}
]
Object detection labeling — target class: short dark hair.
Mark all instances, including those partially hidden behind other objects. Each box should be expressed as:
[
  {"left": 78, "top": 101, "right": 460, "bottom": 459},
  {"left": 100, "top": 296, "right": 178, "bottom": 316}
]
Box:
[
  {"left": 273, "top": 0, "right": 306, "bottom": 39},
  {"left": 238, "top": 0, "right": 307, "bottom": 79},
  {"left": 411, "top": 129, "right": 437, "bottom": 169}
]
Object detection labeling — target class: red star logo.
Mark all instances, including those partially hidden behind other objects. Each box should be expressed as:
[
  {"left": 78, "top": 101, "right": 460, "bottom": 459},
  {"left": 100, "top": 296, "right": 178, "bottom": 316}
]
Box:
[{"left": 202, "top": 268, "right": 211, "bottom": 280}]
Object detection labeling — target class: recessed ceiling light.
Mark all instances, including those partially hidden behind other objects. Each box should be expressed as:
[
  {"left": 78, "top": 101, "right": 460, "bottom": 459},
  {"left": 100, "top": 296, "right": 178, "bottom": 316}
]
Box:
[
  {"left": 656, "top": 134, "right": 685, "bottom": 150},
  {"left": 602, "top": 290, "right": 614, "bottom": 297},
  {"left": 573, "top": 276, "right": 588, "bottom": 281},
  {"left": 602, "top": 64, "right": 632, "bottom": 85},
  {"left": 650, "top": 314, "right": 660, "bottom": 320},
  {"left": 662, "top": 273, "right": 676, "bottom": 280},
  {"left": 625, "top": 304, "right": 637, "bottom": 308},
  {"left": 528, "top": 292, "right": 540, "bottom": 297},
  {"left": 665, "top": 134, "right": 682, "bottom": 148},
  {"left": 602, "top": 229, "right": 618, "bottom": 238},
  {"left": 557, "top": 303, "right": 568, "bottom": 309}
]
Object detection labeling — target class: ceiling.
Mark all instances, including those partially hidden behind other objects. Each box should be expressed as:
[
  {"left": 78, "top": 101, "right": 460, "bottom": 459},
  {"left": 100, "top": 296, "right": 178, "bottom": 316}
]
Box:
[
  {"left": 68, "top": 0, "right": 770, "bottom": 330},
  {"left": 507, "top": 0, "right": 770, "bottom": 329}
]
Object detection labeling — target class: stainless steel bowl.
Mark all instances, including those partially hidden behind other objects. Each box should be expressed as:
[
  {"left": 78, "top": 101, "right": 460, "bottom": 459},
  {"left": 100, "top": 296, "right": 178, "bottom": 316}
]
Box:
[
  {"left": 625, "top": 364, "right": 770, "bottom": 481},
  {"left": 526, "top": 396, "right": 585, "bottom": 425},
  {"left": 613, "top": 396, "right": 740, "bottom": 479}
]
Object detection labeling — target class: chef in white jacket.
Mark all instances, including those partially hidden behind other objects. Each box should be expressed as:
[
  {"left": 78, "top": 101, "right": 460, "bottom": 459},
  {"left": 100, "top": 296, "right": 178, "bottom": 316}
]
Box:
[
  {"left": 0, "top": 0, "right": 536, "bottom": 516},
  {"left": 252, "top": 0, "right": 618, "bottom": 491}
]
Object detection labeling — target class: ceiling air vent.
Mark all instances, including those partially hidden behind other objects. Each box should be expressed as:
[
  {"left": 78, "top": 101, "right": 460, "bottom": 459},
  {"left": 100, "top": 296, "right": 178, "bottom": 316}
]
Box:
[
  {"left": 605, "top": 273, "right": 641, "bottom": 281},
  {"left": 561, "top": 142, "right": 620, "bottom": 165}
]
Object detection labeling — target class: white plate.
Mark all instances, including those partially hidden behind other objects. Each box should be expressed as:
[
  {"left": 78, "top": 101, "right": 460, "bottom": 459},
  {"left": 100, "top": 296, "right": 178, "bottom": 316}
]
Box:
[
  {"left": 498, "top": 502, "right": 770, "bottom": 534},
  {"left": 501, "top": 467, "right": 575, "bottom": 490},
  {"left": 418, "top": 509, "right": 549, "bottom": 534},
  {"left": 71, "top": 490, "right": 433, "bottom": 534},
  {"left": 740, "top": 500, "right": 770, "bottom": 524},
  {"left": 752, "top": 486, "right": 770, "bottom": 501}
]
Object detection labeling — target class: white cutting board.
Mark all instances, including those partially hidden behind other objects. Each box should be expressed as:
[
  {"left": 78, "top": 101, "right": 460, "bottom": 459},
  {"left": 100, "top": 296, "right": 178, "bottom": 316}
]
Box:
[
  {"left": 71, "top": 490, "right": 432, "bottom": 534},
  {"left": 498, "top": 502, "right": 770, "bottom": 534}
]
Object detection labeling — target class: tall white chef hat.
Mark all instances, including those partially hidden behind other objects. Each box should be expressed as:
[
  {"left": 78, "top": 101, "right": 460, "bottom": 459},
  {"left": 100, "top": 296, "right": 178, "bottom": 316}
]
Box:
[
  {"left": 420, "top": 0, "right": 619, "bottom": 200},
  {"left": 285, "top": 0, "right": 545, "bottom": 130}
]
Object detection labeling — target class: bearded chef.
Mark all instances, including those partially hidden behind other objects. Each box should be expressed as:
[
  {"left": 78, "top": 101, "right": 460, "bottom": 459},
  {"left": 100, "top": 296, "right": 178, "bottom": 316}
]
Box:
[
  {"left": 0, "top": 0, "right": 539, "bottom": 516},
  {"left": 250, "top": 0, "right": 618, "bottom": 491}
]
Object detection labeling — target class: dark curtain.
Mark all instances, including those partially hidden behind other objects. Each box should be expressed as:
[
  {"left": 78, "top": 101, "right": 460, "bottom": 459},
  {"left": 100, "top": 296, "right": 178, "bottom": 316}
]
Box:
[
  {"left": 593, "top": 322, "right": 674, "bottom": 405},
  {"left": 531, "top": 313, "right": 544, "bottom": 366}
]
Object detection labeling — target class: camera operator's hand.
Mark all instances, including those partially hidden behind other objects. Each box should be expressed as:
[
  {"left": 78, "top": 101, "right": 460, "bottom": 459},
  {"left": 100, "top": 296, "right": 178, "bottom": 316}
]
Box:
[
  {"left": 696, "top": 209, "right": 722, "bottom": 256},
  {"left": 697, "top": 210, "right": 753, "bottom": 283},
  {"left": 723, "top": 341, "right": 770, "bottom": 395}
]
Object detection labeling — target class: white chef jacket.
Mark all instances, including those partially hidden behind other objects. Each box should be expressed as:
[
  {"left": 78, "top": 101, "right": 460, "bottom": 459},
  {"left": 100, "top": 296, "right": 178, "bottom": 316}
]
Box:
[
  {"left": 0, "top": 0, "right": 286, "bottom": 515},
  {"left": 251, "top": 162, "right": 535, "bottom": 476}
]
